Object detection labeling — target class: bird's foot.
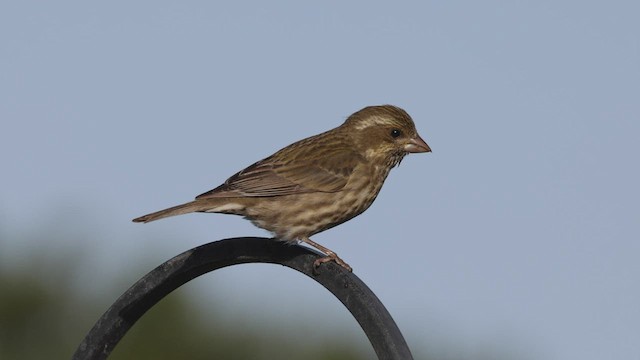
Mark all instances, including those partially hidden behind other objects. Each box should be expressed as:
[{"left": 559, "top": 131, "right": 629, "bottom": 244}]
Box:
[
  {"left": 298, "top": 236, "right": 353, "bottom": 273},
  {"left": 313, "top": 252, "right": 352, "bottom": 273}
]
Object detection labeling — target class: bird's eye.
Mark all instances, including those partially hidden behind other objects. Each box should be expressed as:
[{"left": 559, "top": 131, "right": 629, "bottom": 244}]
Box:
[{"left": 390, "top": 129, "right": 402, "bottom": 138}]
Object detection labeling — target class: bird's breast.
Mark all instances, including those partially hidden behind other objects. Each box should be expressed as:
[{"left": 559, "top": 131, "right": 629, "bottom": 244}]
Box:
[{"left": 243, "top": 164, "right": 392, "bottom": 241}]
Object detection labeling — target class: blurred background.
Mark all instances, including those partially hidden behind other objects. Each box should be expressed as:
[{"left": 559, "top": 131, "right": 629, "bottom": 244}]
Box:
[{"left": 1, "top": 1, "right": 638, "bottom": 359}]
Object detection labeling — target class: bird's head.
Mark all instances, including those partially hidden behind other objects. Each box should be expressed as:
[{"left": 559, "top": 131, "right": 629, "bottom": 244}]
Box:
[{"left": 344, "top": 105, "right": 431, "bottom": 168}]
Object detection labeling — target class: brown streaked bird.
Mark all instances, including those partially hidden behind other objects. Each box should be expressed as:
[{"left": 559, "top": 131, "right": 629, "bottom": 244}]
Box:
[{"left": 133, "top": 105, "right": 431, "bottom": 272}]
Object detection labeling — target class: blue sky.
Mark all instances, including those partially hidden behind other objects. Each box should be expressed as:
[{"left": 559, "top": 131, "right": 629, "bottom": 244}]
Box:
[{"left": 1, "top": 1, "right": 639, "bottom": 359}]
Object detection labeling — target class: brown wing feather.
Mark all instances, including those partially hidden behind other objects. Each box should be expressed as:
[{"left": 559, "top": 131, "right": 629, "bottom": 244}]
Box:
[{"left": 196, "top": 139, "right": 364, "bottom": 199}]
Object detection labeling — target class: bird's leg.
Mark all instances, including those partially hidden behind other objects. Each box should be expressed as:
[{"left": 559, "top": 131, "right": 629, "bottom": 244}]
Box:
[{"left": 299, "top": 237, "right": 352, "bottom": 272}]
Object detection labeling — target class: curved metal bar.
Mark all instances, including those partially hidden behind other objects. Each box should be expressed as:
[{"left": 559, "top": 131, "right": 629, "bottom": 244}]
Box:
[{"left": 72, "top": 237, "right": 413, "bottom": 360}]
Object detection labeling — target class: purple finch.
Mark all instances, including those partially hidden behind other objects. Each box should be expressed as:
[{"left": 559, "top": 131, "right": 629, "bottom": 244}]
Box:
[{"left": 133, "top": 105, "right": 431, "bottom": 271}]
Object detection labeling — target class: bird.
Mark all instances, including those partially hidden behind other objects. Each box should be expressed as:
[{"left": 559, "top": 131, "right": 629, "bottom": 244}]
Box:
[{"left": 133, "top": 105, "right": 431, "bottom": 272}]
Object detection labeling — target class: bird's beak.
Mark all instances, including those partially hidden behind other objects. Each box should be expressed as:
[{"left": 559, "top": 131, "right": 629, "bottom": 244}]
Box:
[{"left": 405, "top": 134, "right": 431, "bottom": 153}]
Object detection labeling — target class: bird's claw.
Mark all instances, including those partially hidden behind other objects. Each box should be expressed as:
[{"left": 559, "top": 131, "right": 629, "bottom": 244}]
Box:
[{"left": 313, "top": 254, "right": 353, "bottom": 273}]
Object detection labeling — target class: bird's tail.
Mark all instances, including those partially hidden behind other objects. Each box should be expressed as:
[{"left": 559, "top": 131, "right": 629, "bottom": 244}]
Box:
[{"left": 132, "top": 201, "right": 205, "bottom": 223}]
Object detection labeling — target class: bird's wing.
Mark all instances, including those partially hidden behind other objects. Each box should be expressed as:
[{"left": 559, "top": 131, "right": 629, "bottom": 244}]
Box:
[{"left": 195, "top": 147, "right": 364, "bottom": 199}]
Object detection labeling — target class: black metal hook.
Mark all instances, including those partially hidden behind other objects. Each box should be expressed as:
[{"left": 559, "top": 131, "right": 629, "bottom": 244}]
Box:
[{"left": 72, "top": 237, "right": 413, "bottom": 360}]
